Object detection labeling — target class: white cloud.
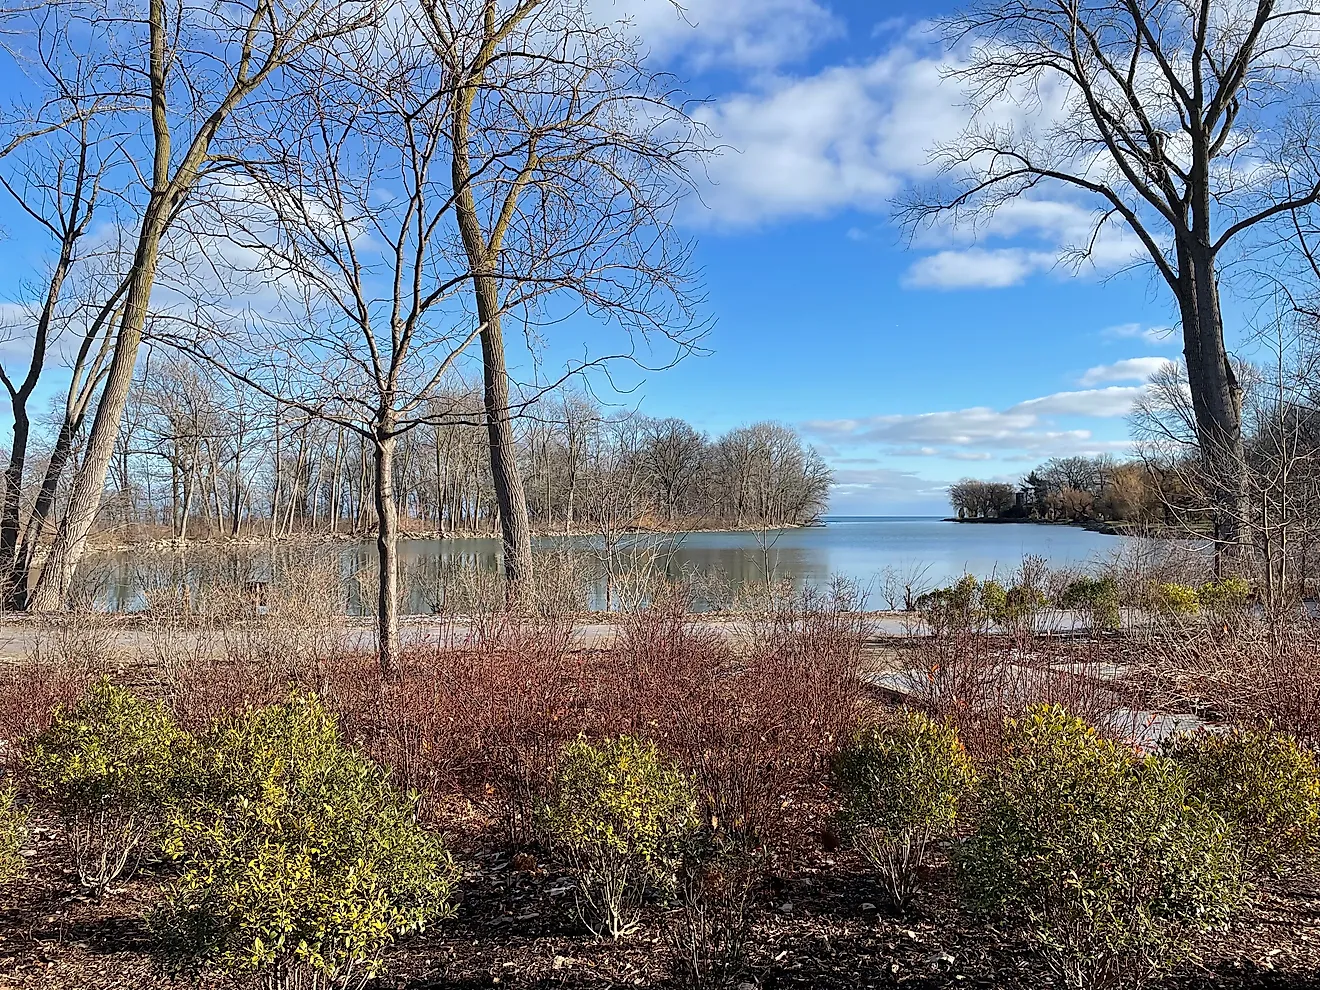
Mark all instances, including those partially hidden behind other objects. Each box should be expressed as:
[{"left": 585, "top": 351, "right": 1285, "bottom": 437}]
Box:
[
  {"left": 1101, "top": 323, "right": 1178, "bottom": 348},
  {"left": 596, "top": 0, "right": 841, "bottom": 69},
  {"left": 803, "top": 382, "right": 1145, "bottom": 464},
  {"left": 1077, "top": 357, "right": 1171, "bottom": 386},
  {"left": 902, "top": 248, "right": 1057, "bottom": 289},
  {"left": 689, "top": 28, "right": 1150, "bottom": 283},
  {"left": 1009, "top": 386, "right": 1146, "bottom": 418}
]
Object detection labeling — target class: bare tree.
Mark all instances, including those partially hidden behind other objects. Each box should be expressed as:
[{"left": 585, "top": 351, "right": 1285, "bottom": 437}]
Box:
[
  {"left": 900, "top": 1, "right": 1320, "bottom": 564},
  {"left": 26, "top": 0, "right": 370, "bottom": 610},
  {"left": 424, "top": 0, "right": 709, "bottom": 600}
]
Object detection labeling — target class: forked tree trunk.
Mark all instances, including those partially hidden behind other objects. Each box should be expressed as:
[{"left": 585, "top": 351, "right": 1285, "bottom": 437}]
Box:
[{"left": 29, "top": 198, "right": 171, "bottom": 611}]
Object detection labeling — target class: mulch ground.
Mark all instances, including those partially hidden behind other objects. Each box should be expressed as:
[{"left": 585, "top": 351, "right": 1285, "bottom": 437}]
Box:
[{"left": 3, "top": 808, "right": 1318, "bottom": 990}]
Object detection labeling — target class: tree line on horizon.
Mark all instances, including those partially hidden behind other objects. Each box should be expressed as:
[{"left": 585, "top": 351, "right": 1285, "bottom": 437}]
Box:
[{"left": 87, "top": 360, "right": 832, "bottom": 541}]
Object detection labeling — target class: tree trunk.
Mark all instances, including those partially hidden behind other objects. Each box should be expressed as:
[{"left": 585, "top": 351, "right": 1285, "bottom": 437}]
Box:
[
  {"left": 373, "top": 429, "right": 399, "bottom": 673},
  {"left": 479, "top": 308, "right": 533, "bottom": 601},
  {"left": 0, "top": 407, "right": 32, "bottom": 593},
  {"left": 29, "top": 200, "right": 169, "bottom": 611},
  {"left": 1177, "top": 241, "right": 1250, "bottom": 568},
  {"left": 451, "top": 74, "right": 534, "bottom": 603}
]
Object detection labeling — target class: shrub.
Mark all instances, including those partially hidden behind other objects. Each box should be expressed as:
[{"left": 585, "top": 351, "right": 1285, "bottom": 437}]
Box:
[
  {"left": 25, "top": 679, "right": 186, "bottom": 894},
  {"left": 155, "top": 693, "right": 456, "bottom": 990},
  {"left": 1059, "top": 576, "right": 1121, "bottom": 631},
  {"left": 1150, "top": 582, "right": 1200, "bottom": 617},
  {"left": 960, "top": 705, "right": 1240, "bottom": 988},
  {"left": 1198, "top": 577, "right": 1251, "bottom": 625},
  {"left": 544, "top": 735, "right": 697, "bottom": 938},
  {"left": 1162, "top": 727, "right": 1320, "bottom": 876},
  {"left": 1000, "top": 584, "right": 1048, "bottom": 629},
  {"left": 667, "top": 840, "right": 759, "bottom": 990},
  {"left": 833, "top": 710, "right": 974, "bottom": 909},
  {"left": 917, "top": 575, "right": 983, "bottom": 631},
  {"left": 0, "top": 787, "right": 25, "bottom": 886}
]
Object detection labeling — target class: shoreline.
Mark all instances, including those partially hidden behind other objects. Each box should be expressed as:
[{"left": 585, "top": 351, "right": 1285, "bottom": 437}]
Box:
[
  {"left": 943, "top": 516, "right": 1211, "bottom": 538},
  {"left": 85, "top": 519, "right": 824, "bottom": 553}
]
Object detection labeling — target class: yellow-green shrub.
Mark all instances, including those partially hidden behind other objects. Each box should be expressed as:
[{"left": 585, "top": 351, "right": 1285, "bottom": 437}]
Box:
[
  {"left": 1059, "top": 576, "right": 1121, "bottom": 631},
  {"left": 25, "top": 679, "right": 186, "bottom": 894},
  {"left": 1150, "top": 582, "right": 1200, "bottom": 617},
  {"left": 1162, "top": 727, "right": 1320, "bottom": 876},
  {"left": 960, "top": 706, "right": 1240, "bottom": 986},
  {"left": 544, "top": 735, "right": 697, "bottom": 938},
  {"left": 832, "top": 711, "right": 974, "bottom": 908},
  {"left": 155, "top": 693, "right": 456, "bottom": 989},
  {"left": 0, "top": 787, "right": 25, "bottom": 886},
  {"left": 1198, "top": 577, "right": 1251, "bottom": 624}
]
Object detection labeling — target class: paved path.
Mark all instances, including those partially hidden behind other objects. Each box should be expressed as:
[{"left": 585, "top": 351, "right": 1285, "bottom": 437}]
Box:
[{"left": 0, "top": 610, "right": 1110, "bottom": 663}]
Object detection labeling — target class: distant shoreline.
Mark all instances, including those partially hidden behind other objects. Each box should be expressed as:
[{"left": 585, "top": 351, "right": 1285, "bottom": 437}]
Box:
[
  {"left": 943, "top": 516, "right": 1208, "bottom": 538},
  {"left": 86, "top": 519, "right": 826, "bottom": 553}
]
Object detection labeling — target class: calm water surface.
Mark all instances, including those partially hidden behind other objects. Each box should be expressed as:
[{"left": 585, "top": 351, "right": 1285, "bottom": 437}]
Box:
[{"left": 93, "top": 516, "right": 1126, "bottom": 613}]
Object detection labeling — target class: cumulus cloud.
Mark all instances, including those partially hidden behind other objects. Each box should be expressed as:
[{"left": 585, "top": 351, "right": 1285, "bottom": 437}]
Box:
[
  {"left": 689, "top": 27, "right": 1147, "bottom": 283},
  {"left": 902, "top": 248, "right": 1057, "bottom": 289},
  {"left": 1009, "top": 386, "right": 1147, "bottom": 418},
  {"left": 803, "top": 382, "right": 1145, "bottom": 464},
  {"left": 597, "top": 0, "right": 841, "bottom": 69},
  {"left": 1077, "top": 357, "right": 1171, "bottom": 386}
]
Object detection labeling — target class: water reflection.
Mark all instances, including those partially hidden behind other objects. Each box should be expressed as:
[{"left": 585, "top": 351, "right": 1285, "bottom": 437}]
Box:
[{"left": 82, "top": 516, "right": 1124, "bottom": 613}]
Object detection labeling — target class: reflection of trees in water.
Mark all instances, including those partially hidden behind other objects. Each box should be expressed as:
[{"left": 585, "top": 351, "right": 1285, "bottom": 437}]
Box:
[{"left": 87, "top": 536, "right": 835, "bottom": 613}]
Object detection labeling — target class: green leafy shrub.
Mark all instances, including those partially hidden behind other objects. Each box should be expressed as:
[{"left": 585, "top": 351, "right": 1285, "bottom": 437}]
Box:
[
  {"left": 1150, "top": 582, "right": 1200, "bottom": 617},
  {"left": 978, "top": 580, "right": 1008, "bottom": 623},
  {"left": 1162, "top": 727, "right": 1320, "bottom": 876},
  {"left": 0, "top": 787, "right": 25, "bottom": 886},
  {"left": 916, "top": 574, "right": 982, "bottom": 631},
  {"left": 1198, "top": 577, "right": 1251, "bottom": 625},
  {"left": 155, "top": 693, "right": 456, "bottom": 990},
  {"left": 833, "top": 710, "right": 974, "bottom": 909},
  {"left": 960, "top": 705, "right": 1240, "bottom": 988},
  {"left": 1001, "top": 584, "right": 1048, "bottom": 628},
  {"left": 1059, "top": 576, "right": 1121, "bottom": 631},
  {"left": 919, "top": 575, "right": 1043, "bottom": 631},
  {"left": 25, "top": 679, "right": 186, "bottom": 894},
  {"left": 544, "top": 735, "right": 697, "bottom": 938}
]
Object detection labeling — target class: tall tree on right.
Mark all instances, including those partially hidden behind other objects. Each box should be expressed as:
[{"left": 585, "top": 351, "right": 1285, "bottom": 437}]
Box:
[{"left": 900, "top": 1, "right": 1320, "bottom": 565}]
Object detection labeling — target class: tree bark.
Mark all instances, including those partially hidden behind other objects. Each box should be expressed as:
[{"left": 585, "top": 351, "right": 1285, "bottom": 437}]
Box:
[
  {"left": 451, "top": 100, "right": 533, "bottom": 599},
  {"left": 1176, "top": 240, "right": 1250, "bottom": 567},
  {"left": 28, "top": 197, "right": 170, "bottom": 610},
  {"left": 373, "top": 429, "right": 400, "bottom": 673}
]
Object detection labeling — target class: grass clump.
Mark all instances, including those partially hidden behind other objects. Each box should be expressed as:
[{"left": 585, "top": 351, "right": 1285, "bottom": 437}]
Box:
[
  {"left": 833, "top": 710, "right": 974, "bottom": 910},
  {"left": 25, "top": 679, "right": 186, "bottom": 895},
  {"left": 545, "top": 735, "right": 697, "bottom": 939},
  {"left": 155, "top": 692, "right": 456, "bottom": 990},
  {"left": 960, "top": 705, "right": 1240, "bottom": 989},
  {"left": 1163, "top": 727, "right": 1320, "bottom": 877}
]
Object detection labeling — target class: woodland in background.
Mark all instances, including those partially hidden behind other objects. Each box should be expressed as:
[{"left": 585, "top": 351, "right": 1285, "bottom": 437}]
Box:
[
  {"left": 949, "top": 347, "right": 1320, "bottom": 604},
  {"left": 82, "top": 360, "right": 831, "bottom": 542}
]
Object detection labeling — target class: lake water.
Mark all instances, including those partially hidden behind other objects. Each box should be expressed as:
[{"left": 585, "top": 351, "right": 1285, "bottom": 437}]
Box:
[{"left": 91, "top": 516, "right": 1127, "bottom": 613}]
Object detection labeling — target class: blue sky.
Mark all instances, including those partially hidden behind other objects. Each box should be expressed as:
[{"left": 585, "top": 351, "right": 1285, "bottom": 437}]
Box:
[
  {"left": 575, "top": 0, "right": 1205, "bottom": 514},
  {"left": 0, "top": 0, "right": 1255, "bottom": 515}
]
